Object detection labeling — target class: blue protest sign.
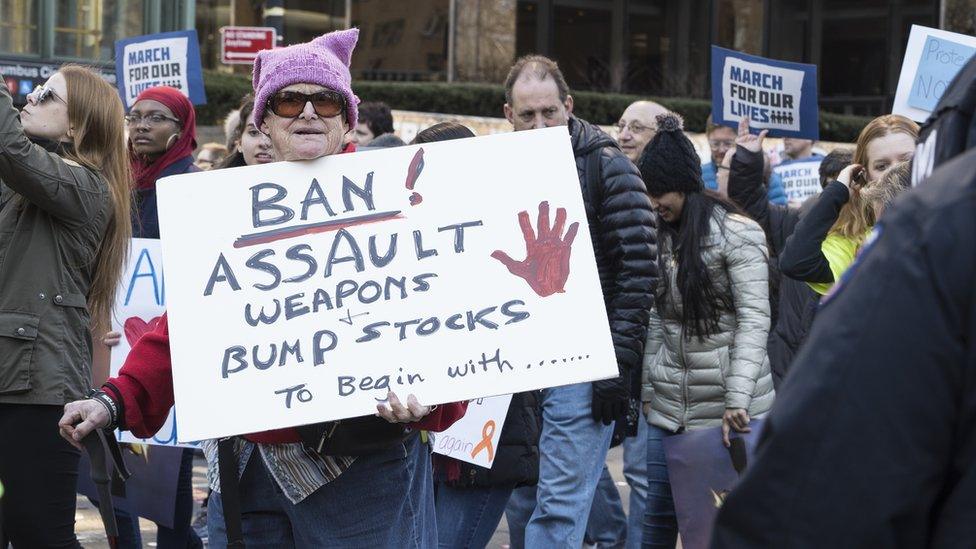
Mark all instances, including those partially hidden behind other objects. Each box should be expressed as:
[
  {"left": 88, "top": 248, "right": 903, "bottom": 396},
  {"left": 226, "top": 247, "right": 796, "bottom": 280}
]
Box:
[
  {"left": 711, "top": 46, "right": 819, "bottom": 140},
  {"left": 114, "top": 30, "right": 207, "bottom": 110},
  {"left": 908, "top": 36, "right": 976, "bottom": 112}
]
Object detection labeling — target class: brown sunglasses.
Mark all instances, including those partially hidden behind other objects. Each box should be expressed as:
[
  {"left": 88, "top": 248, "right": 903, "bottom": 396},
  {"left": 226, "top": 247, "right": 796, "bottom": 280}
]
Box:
[{"left": 267, "top": 91, "right": 345, "bottom": 119}]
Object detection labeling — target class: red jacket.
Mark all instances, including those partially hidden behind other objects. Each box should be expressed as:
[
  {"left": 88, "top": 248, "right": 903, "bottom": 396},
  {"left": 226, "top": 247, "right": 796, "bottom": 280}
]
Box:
[{"left": 104, "top": 313, "right": 467, "bottom": 444}]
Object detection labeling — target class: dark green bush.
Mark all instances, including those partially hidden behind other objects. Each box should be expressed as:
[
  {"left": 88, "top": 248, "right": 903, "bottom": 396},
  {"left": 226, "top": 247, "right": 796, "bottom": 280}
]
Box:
[{"left": 201, "top": 71, "right": 870, "bottom": 142}]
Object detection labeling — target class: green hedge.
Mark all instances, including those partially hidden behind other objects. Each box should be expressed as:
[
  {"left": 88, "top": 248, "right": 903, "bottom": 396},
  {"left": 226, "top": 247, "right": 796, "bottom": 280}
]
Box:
[{"left": 201, "top": 71, "right": 869, "bottom": 142}]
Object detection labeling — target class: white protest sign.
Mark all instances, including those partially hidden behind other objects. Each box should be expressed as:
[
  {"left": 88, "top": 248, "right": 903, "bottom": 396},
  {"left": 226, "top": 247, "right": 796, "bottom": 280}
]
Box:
[
  {"left": 109, "top": 239, "right": 194, "bottom": 447},
  {"left": 156, "top": 127, "right": 618, "bottom": 442},
  {"left": 773, "top": 158, "right": 823, "bottom": 205},
  {"left": 893, "top": 25, "right": 976, "bottom": 122},
  {"left": 432, "top": 394, "right": 513, "bottom": 468}
]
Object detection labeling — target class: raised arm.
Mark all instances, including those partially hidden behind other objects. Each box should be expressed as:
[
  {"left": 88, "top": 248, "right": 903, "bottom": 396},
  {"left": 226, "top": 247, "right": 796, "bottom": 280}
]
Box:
[{"left": 0, "top": 76, "right": 107, "bottom": 227}]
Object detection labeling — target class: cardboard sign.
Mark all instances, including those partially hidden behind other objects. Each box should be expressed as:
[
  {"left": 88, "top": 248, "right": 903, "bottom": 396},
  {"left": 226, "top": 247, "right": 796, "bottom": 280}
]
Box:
[
  {"left": 114, "top": 30, "right": 206, "bottom": 110},
  {"left": 773, "top": 158, "right": 823, "bottom": 204},
  {"left": 221, "top": 26, "right": 277, "bottom": 65},
  {"left": 109, "top": 238, "right": 195, "bottom": 447},
  {"left": 711, "top": 46, "right": 819, "bottom": 140},
  {"left": 155, "top": 127, "right": 618, "bottom": 442},
  {"left": 664, "top": 420, "right": 765, "bottom": 549},
  {"left": 893, "top": 25, "right": 976, "bottom": 122},
  {"left": 432, "top": 394, "right": 513, "bottom": 468}
]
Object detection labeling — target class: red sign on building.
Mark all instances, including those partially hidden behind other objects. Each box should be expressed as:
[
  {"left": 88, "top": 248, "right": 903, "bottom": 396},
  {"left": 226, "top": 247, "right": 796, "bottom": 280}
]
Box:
[{"left": 220, "top": 26, "right": 277, "bottom": 65}]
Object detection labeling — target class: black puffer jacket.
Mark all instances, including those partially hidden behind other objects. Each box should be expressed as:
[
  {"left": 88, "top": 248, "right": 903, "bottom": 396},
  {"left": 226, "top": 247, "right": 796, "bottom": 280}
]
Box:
[
  {"left": 728, "top": 147, "right": 818, "bottom": 389},
  {"left": 569, "top": 116, "right": 657, "bottom": 385},
  {"left": 452, "top": 391, "right": 542, "bottom": 488}
]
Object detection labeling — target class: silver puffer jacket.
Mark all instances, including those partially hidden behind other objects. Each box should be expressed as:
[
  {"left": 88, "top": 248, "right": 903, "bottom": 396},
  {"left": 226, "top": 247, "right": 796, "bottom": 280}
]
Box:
[{"left": 642, "top": 209, "right": 775, "bottom": 431}]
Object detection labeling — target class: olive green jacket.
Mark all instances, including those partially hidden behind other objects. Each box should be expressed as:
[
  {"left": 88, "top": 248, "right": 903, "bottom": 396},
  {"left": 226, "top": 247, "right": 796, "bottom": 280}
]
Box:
[{"left": 0, "top": 80, "right": 111, "bottom": 405}]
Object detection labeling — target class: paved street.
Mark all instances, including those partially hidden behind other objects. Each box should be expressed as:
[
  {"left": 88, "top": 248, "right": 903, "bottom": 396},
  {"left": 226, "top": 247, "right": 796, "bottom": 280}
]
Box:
[{"left": 75, "top": 446, "right": 632, "bottom": 548}]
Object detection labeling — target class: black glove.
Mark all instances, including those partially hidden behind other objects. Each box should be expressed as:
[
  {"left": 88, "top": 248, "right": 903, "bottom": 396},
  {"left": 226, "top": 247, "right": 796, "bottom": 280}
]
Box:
[{"left": 591, "top": 375, "right": 630, "bottom": 425}]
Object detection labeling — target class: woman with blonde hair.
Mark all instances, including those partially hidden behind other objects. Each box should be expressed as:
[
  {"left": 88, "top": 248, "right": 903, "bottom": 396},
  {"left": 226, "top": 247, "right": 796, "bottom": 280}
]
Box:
[
  {"left": 0, "top": 65, "right": 131, "bottom": 546},
  {"left": 780, "top": 115, "right": 918, "bottom": 294}
]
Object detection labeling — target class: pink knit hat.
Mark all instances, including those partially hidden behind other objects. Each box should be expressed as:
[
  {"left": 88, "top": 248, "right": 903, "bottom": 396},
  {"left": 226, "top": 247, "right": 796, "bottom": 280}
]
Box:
[{"left": 252, "top": 28, "right": 360, "bottom": 129}]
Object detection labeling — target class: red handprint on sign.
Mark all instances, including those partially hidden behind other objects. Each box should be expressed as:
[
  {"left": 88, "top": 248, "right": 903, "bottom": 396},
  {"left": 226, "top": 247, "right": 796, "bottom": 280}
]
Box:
[{"left": 491, "top": 201, "right": 580, "bottom": 297}]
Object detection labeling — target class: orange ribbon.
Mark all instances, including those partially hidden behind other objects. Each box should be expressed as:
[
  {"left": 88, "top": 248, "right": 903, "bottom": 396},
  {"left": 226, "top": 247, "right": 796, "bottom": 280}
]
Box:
[{"left": 470, "top": 420, "right": 496, "bottom": 462}]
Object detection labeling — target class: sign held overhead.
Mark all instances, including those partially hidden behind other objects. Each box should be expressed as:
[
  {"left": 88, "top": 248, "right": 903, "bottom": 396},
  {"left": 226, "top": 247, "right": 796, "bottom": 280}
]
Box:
[{"left": 711, "top": 46, "right": 819, "bottom": 140}]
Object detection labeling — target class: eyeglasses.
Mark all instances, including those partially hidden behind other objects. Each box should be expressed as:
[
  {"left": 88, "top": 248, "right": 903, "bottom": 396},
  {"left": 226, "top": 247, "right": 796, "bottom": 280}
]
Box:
[
  {"left": 708, "top": 139, "right": 735, "bottom": 150},
  {"left": 124, "top": 112, "right": 182, "bottom": 127},
  {"left": 31, "top": 84, "right": 66, "bottom": 106},
  {"left": 616, "top": 121, "right": 654, "bottom": 134},
  {"left": 267, "top": 91, "right": 345, "bottom": 119}
]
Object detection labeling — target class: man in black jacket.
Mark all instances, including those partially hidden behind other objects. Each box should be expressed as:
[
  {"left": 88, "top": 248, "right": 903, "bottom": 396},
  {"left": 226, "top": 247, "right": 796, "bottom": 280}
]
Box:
[
  {"left": 711, "top": 138, "right": 976, "bottom": 547},
  {"left": 499, "top": 55, "right": 657, "bottom": 548},
  {"left": 727, "top": 118, "right": 851, "bottom": 387}
]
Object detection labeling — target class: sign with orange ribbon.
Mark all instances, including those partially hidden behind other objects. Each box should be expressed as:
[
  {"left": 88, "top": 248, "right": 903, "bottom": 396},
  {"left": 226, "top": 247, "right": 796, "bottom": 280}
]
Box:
[{"left": 433, "top": 394, "right": 512, "bottom": 468}]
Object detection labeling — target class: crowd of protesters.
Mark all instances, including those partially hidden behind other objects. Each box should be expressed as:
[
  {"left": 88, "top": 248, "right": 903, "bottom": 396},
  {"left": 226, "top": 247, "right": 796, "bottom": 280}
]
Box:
[{"left": 0, "top": 22, "right": 970, "bottom": 549}]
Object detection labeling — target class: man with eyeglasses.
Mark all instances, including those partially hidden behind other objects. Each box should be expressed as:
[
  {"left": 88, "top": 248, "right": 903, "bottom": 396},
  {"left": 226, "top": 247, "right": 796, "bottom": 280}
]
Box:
[
  {"left": 616, "top": 101, "right": 668, "bottom": 164},
  {"left": 500, "top": 54, "right": 657, "bottom": 549},
  {"left": 703, "top": 113, "right": 736, "bottom": 192},
  {"left": 577, "top": 99, "right": 669, "bottom": 549}
]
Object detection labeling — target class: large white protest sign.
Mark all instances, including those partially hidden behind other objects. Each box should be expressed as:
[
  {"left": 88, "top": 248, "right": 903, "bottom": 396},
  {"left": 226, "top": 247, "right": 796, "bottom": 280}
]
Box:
[
  {"left": 432, "top": 394, "right": 512, "bottom": 468},
  {"left": 772, "top": 158, "right": 823, "bottom": 205},
  {"left": 108, "top": 239, "right": 194, "bottom": 447},
  {"left": 156, "top": 127, "right": 618, "bottom": 442},
  {"left": 894, "top": 25, "right": 976, "bottom": 122}
]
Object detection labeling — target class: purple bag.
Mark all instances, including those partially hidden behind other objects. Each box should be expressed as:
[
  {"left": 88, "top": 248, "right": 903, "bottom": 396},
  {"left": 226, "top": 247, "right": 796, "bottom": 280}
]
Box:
[{"left": 663, "top": 419, "right": 764, "bottom": 549}]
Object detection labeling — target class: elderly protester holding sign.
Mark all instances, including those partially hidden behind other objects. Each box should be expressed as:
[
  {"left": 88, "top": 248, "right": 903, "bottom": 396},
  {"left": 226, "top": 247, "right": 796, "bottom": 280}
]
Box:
[{"left": 59, "top": 29, "right": 467, "bottom": 548}]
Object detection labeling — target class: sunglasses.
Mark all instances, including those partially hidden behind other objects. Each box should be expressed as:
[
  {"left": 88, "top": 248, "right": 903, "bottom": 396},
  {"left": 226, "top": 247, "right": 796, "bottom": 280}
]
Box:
[
  {"left": 32, "top": 84, "right": 66, "bottom": 105},
  {"left": 267, "top": 91, "right": 345, "bottom": 119}
]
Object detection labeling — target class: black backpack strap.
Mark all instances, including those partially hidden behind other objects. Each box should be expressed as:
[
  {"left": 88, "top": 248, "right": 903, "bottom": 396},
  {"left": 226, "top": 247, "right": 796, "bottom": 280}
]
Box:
[
  {"left": 218, "top": 438, "right": 246, "bottom": 548},
  {"left": 81, "top": 429, "right": 125, "bottom": 549}
]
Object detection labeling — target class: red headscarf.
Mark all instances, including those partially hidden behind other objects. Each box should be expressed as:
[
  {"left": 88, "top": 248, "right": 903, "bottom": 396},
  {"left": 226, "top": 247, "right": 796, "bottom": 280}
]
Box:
[{"left": 129, "top": 86, "right": 198, "bottom": 190}]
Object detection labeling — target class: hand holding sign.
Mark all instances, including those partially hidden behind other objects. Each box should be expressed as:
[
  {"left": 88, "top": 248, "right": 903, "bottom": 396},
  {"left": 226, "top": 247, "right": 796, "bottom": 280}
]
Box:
[
  {"left": 735, "top": 118, "right": 768, "bottom": 154},
  {"left": 491, "top": 201, "right": 580, "bottom": 297}
]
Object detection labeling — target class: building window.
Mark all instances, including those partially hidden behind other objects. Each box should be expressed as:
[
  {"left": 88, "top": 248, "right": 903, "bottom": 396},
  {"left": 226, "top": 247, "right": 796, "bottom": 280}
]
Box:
[
  {"left": 515, "top": 0, "right": 537, "bottom": 57},
  {"left": 196, "top": 0, "right": 232, "bottom": 70},
  {"left": 0, "top": 0, "right": 39, "bottom": 56},
  {"left": 552, "top": 5, "right": 611, "bottom": 91},
  {"left": 285, "top": 0, "right": 346, "bottom": 46},
  {"left": 626, "top": 2, "right": 667, "bottom": 95},
  {"left": 351, "top": 0, "right": 448, "bottom": 81},
  {"left": 54, "top": 0, "right": 143, "bottom": 61}
]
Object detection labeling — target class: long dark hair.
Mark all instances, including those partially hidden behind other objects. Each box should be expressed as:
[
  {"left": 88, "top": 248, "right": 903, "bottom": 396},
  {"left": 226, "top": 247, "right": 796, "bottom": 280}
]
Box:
[{"left": 658, "top": 190, "right": 741, "bottom": 341}]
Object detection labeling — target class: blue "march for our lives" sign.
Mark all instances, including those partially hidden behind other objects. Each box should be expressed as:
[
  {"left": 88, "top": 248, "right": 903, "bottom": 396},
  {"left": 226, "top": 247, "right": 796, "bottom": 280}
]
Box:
[
  {"left": 114, "top": 30, "right": 206, "bottom": 110},
  {"left": 710, "top": 46, "right": 819, "bottom": 140}
]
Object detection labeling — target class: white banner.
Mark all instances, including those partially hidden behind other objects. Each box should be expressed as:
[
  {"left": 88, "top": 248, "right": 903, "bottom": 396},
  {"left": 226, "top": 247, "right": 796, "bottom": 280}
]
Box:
[
  {"left": 432, "top": 394, "right": 513, "bottom": 468},
  {"left": 893, "top": 25, "right": 976, "bottom": 122},
  {"left": 109, "top": 238, "right": 194, "bottom": 447},
  {"left": 156, "top": 127, "right": 618, "bottom": 442},
  {"left": 773, "top": 158, "right": 823, "bottom": 205}
]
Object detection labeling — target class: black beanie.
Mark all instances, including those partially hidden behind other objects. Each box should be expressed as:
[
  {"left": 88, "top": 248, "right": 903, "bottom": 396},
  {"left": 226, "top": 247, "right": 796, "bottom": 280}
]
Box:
[{"left": 638, "top": 112, "right": 705, "bottom": 196}]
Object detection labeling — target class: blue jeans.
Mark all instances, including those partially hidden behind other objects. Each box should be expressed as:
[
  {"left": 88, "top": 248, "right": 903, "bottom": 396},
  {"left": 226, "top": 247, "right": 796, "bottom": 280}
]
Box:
[
  {"left": 623, "top": 411, "right": 649, "bottom": 549},
  {"left": 510, "top": 383, "right": 614, "bottom": 547},
  {"left": 584, "top": 466, "right": 626, "bottom": 548},
  {"left": 504, "top": 485, "right": 536, "bottom": 549},
  {"left": 434, "top": 482, "right": 514, "bottom": 549},
  {"left": 208, "top": 433, "right": 435, "bottom": 548},
  {"left": 642, "top": 424, "right": 677, "bottom": 549}
]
